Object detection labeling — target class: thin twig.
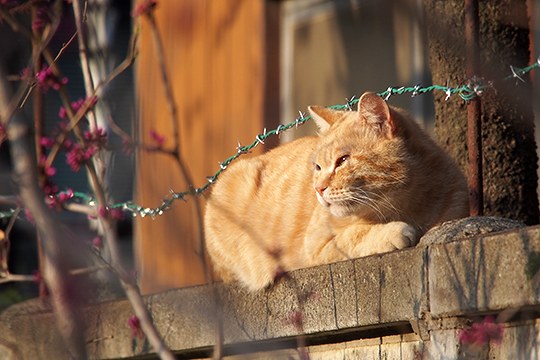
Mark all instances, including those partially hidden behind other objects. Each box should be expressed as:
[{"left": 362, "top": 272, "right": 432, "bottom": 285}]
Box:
[
  {"left": 1, "top": 78, "right": 88, "bottom": 360},
  {"left": 70, "top": 264, "right": 108, "bottom": 276},
  {"left": 85, "top": 149, "right": 176, "bottom": 359},
  {"left": 145, "top": 9, "right": 208, "bottom": 280},
  {"left": 71, "top": 0, "right": 98, "bottom": 129},
  {"left": 0, "top": 228, "right": 7, "bottom": 276},
  {"left": 53, "top": 32, "right": 79, "bottom": 63},
  {"left": 63, "top": 202, "right": 97, "bottom": 217},
  {"left": 0, "top": 274, "right": 36, "bottom": 284},
  {"left": 44, "top": 28, "right": 138, "bottom": 168},
  {"left": 4, "top": 208, "right": 19, "bottom": 242},
  {"left": 0, "top": 265, "right": 107, "bottom": 285},
  {"left": 54, "top": 1, "right": 174, "bottom": 356},
  {"left": 0, "top": 195, "right": 19, "bottom": 205}
]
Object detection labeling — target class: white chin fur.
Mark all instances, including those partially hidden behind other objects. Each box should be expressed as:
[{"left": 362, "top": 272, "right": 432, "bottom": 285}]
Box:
[
  {"left": 329, "top": 205, "right": 350, "bottom": 217},
  {"left": 316, "top": 193, "right": 330, "bottom": 207},
  {"left": 317, "top": 193, "right": 351, "bottom": 217}
]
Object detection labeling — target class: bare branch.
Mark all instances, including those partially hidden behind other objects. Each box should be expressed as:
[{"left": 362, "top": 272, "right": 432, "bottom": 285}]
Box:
[
  {"left": 0, "top": 274, "right": 36, "bottom": 285},
  {"left": 63, "top": 202, "right": 97, "bottom": 217},
  {"left": 0, "top": 195, "right": 18, "bottom": 205},
  {"left": 84, "top": 158, "right": 176, "bottom": 359},
  {"left": 0, "top": 69, "right": 88, "bottom": 359},
  {"left": 71, "top": 0, "right": 98, "bottom": 129}
]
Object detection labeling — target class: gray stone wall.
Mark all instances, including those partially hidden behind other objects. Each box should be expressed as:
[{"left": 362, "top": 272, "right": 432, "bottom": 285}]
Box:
[{"left": 1, "top": 218, "right": 539, "bottom": 359}]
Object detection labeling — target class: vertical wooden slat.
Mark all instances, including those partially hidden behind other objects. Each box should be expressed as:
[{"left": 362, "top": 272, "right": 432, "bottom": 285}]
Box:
[{"left": 135, "top": 0, "right": 273, "bottom": 293}]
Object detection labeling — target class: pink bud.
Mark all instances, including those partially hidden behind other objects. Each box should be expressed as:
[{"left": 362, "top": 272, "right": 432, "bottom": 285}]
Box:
[
  {"left": 127, "top": 315, "right": 144, "bottom": 339},
  {"left": 44, "top": 165, "right": 56, "bottom": 177},
  {"left": 40, "top": 136, "right": 55, "bottom": 148},
  {"left": 98, "top": 206, "right": 108, "bottom": 218},
  {"left": 24, "top": 208, "right": 35, "bottom": 224},
  {"left": 109, "top": 208, "right": 125, "bottom": 220},
  {"left": 132, "top": 0, "right": 157, "bottom": 18},
  {"left": 33, "top": 270, "right": 42, "bottom": 284},
  {"left": 286, "top": 310, "right": 304, "bottom": 331},
  {"left": 149, "top": 129, "right": 165, "bottom": 147},
  {"left": 57, "top": 189, "right": 74, "bottom": 203},
  {"left": 459, "top": 316, "right": 503, "bottom": 346},
  {"left": 92, "top": 236, "right": 103, "bottom": 248},
  {"left": 20, "top": 67, "right": 32, "bottom": 82}
]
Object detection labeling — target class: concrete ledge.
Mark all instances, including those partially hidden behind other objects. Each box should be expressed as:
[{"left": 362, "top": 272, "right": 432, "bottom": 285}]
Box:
[
  {"left": 1, "top": 222, "right": 539, "bottom": 359},
  {"left": 429, "top": 226, "right": 540, "bottom": 317}
]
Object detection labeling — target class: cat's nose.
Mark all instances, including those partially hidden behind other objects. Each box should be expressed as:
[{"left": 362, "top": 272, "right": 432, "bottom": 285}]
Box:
[{"left": 316, "top": 186, "right": 327, "bottom": 196}]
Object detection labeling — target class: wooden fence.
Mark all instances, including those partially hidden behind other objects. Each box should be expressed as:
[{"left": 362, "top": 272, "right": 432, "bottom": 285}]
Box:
[{"left": 135, "top": 0, "right": 280, "bottom": 293}]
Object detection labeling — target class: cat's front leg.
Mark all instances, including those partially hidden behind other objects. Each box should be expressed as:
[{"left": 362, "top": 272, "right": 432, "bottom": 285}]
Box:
[
  {"left": 304, "top": 220, "right": 417, "bottom": 265},
  {"left": 348, "top": 221, "right": 417, "bottom": 257}
]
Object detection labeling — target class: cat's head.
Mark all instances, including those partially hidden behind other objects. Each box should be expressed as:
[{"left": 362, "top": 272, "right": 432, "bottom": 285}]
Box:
[{"left": 308, "top": 92, "right": 409, "bottom": 219}]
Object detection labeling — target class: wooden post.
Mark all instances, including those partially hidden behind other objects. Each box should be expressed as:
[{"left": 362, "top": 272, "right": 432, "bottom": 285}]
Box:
[{"left": 135, "top": 0, "right": 279, "bottom": 293}]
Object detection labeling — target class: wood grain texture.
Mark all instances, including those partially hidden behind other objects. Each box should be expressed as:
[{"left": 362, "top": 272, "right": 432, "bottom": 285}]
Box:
[{"left": 135, "top": 0, "right": 274, "bottom": 293}]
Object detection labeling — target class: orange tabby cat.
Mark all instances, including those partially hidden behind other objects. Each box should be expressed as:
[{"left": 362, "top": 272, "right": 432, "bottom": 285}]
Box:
[{"left": 205, "top": 92, "right": 468, "bottom": 291}]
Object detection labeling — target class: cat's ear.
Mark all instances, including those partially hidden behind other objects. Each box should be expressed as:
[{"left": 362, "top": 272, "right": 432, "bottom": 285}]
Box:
[
  {"left": 358, "top": 92, "right": 395, "bottom": 138},
  {"left": 308, "top": 106, "right": 336, "bottom": 133}
]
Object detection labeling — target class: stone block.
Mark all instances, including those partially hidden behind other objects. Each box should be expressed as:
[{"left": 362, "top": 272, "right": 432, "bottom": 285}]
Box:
[
  {"left": 3, "top": 227, "right": 540, "bottom": 359},
  {"left": 329, "top": 260, "right": 358, "bottom": 329},
  {"left": 489, "top": 320, "right": 539, "bottom": 359},
  {"left": 429, "top": 226, "right": 540, "bottom": 317},
  {"left": 88, "top": 284, "right": 219, "bottom": 358},
  {"left": 272, "top": 264, "right": 337, "bottom": 335},
  {"left": 419, "top": 216, "right": 525, "bottom": 246},
  {"left": 378, "top": 247, "right": 427, "bottom": 324},
  {"left": 423, "top": 328, "right": 460, "bottom": 360},
  {"left": 219, "top": 283, "right": 272, "bottom": 342},
  {"left": 0, "top": 300, "right": 63, "bottom": 359},
  {"left": 218, "top": 262, "right": 342, "bottom": 342},
  {"left": 352, "top": 246, "right": 427, "bottom": 327},
  {"left": 353, "top": 254, "right": 382, "bottom": 326}
]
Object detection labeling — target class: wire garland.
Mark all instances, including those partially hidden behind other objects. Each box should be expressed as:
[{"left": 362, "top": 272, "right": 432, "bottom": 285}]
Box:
[{"left": 1, "top": 56, "right": 539, "bottom": 221}]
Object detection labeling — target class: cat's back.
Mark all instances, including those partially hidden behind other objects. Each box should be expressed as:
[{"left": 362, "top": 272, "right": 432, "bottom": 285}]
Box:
[
  {"left": 205, "top": 136, "right": 319, "bottom": 266},
  {"left": 206, "top": 136, "right": 317, "bottom": 207},
  {"left": 205, "top": 136, "right": 321, "bottom": 286}
]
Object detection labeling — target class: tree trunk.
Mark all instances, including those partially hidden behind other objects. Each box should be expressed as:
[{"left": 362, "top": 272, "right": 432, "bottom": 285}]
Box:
[{"left": 422, "top": 0, "right": 539, "bottom": 225}]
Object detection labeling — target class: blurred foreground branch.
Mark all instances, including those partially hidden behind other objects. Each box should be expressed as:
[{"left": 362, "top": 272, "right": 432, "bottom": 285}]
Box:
[{"left": 0, "top": 67, "right": 88, "bottom": 358}]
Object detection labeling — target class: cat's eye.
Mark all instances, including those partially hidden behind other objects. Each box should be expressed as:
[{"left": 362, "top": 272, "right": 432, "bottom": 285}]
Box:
[
  {"left": 335, "top": 155, "right": 350, "bottom": 168},
  {"left": 313, "top": 163, "right": 321, "bottom": 171}
]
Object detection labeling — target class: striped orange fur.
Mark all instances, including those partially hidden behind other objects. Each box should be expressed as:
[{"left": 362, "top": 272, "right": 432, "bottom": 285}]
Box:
[{"left": 205, "top": 92, "right": 468, "bottom": 291}]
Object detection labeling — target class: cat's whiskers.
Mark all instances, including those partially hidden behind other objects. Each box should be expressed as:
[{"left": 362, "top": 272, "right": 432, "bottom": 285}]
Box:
[
  {"left": 349, "top": 186, "right": 404, "bottom": 221},
  {"left": 379, "top": 173, "right": 407, "bottom": 186},
  {"left": 360, "top": 174, "right": 407, "bottom": 193},
  {"left": 351, "top": 170, "right": 407, "bottom": 187},
  {"left": 338, "top": 189, "right": 388, "bottom": 221},
  {"left": 368, "top": 191, "right": 402, "bottom": 217}
]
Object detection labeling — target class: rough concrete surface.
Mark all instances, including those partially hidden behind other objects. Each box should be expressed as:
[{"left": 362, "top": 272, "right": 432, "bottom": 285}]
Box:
[
  {"left": 428, "top": 225, "right": 540, "bottom": 317},
  {"left": 1, "top": 223, "right": 540, "bottom": 359},
  {"left": 419, "top": 216, "right": 525, "bottom": 246}
]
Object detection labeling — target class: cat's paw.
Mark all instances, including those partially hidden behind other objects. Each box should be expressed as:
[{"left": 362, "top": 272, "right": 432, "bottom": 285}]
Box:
[
  {"left": 387, "top": 221, "right": 417, "bottom": 250},
  {"left": 357, "top": 221, "right": 417, "bottom": 256}
]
